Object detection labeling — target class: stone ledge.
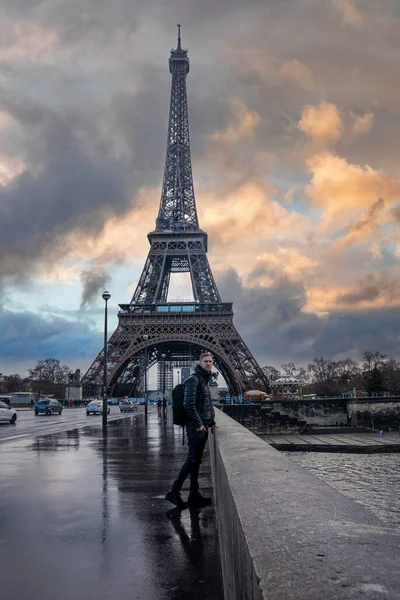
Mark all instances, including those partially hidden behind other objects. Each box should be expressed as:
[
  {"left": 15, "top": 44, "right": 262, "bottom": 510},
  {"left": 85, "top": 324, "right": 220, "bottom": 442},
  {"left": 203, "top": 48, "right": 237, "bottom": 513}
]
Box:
[{"left": 210, "top": 409, "right": 400, "bottom": 600}]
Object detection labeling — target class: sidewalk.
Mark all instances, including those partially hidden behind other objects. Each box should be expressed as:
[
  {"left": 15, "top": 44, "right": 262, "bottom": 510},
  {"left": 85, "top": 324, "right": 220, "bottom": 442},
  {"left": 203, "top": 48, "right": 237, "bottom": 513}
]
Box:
[{"left": 0, "top": 408, "right": 224, "bottom": 600}]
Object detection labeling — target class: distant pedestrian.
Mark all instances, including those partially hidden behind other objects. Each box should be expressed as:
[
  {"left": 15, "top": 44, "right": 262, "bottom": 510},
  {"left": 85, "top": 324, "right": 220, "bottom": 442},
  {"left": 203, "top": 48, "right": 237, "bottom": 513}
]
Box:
[
  {"left": 165, "top": 352, "right": 219, "bottom": 508},
  {"left": 379, "top": 429, "right": 383, "bottom": 437},
  {"left": 162, "top": 395, "right": 167, "bottom": 414}
]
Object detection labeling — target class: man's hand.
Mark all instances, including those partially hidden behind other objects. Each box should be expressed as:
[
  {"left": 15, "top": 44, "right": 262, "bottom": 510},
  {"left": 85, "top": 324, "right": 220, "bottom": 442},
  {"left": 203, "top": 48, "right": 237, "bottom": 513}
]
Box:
[
  {"left": 196, "top": 425, "right": 206, "bottom": 431},
  {"left": 211, "top": 425, "right": 219, "bottom": 434}
]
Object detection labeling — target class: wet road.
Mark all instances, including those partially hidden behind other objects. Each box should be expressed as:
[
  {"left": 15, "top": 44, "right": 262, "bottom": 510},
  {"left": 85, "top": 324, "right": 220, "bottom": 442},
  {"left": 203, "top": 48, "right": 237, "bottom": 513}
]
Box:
[
  {"left": 0, "top": 407, "right": 135, "bottom": 445},
  {"left": 0, "top": 408, "right": 224, "bottom": 600}
]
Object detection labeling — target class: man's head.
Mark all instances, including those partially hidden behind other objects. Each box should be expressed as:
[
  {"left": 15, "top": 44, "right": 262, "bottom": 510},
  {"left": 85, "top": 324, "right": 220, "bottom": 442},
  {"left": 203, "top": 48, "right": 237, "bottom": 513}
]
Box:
[{"left": 199, "top": 352, "right": 213, "bottom": 371}]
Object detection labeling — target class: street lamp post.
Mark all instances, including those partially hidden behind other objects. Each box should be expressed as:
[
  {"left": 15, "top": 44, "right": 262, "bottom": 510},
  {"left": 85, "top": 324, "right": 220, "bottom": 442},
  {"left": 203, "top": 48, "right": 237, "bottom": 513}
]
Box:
[
  {"left": 142, "top": 334, "right": 149, "bottom": 417},
  {"left": 161, "top": 354, "right": 166, "bottom": 400},
  {"left": 102, "top": 291, "right": 111, "bottom": 431}
]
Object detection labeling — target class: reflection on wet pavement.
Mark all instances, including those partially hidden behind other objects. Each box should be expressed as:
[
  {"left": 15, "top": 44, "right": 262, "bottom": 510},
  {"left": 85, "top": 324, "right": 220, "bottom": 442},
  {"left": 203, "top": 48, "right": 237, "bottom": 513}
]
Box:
[{"left": 0, "top": 409, "right": 224, "bottom": 600}]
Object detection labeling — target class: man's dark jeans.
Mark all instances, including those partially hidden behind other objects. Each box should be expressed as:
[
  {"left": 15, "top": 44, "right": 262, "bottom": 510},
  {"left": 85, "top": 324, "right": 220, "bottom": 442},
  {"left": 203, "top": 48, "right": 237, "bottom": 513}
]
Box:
[{"left": 173, "top": 422, "right": 209, "bottom": 493}]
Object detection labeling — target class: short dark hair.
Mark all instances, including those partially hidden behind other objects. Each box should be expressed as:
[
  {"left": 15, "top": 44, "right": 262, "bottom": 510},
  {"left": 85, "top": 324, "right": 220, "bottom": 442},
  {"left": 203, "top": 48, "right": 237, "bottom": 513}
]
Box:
[{"left": 199, "top": 352, "right": 212, "bottom": 362}]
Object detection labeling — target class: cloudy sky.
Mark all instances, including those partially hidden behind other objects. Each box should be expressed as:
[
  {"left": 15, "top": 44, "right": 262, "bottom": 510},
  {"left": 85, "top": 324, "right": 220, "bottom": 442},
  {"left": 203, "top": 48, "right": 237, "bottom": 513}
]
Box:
[{"left": 0, "top": 0, "right": 399, "bottom": 377}]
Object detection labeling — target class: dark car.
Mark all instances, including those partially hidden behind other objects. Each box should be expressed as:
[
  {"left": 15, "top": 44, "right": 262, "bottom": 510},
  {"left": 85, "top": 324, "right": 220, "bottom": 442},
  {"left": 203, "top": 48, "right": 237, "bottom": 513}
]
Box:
[{"left": 35, "top": 399, "right": 63, "bottom": 416}]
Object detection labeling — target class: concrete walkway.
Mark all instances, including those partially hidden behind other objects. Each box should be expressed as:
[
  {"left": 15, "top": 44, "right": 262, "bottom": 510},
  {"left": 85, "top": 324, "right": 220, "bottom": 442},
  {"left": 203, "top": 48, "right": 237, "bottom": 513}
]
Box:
[{"left": 0, "top": 408, "right": 224, "bottom": 600}]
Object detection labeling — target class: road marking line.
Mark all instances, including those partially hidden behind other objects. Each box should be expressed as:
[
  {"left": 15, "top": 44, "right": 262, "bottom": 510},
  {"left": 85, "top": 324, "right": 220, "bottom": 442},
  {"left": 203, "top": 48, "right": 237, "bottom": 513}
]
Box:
[{"left": 0, "top": 433, "right": 29, "bottom": 442}]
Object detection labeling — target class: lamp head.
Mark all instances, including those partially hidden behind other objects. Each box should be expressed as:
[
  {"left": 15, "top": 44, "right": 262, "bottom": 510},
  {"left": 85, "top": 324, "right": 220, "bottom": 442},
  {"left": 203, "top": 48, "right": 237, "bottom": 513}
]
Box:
[
  {"left": 102, "top": 291, "right": 111, "bottom": 302},
  {"left": 142, "top": 334, "right": 149, "bottom": 341}
]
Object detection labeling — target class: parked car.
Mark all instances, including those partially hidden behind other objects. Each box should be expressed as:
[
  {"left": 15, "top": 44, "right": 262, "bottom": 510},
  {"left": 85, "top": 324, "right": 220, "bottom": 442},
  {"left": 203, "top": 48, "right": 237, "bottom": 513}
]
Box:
[
  {"left": 86, "top": 400, "right": 110, "bottom": 416},
  {"left": 35, "top": 399, "right": 63, "bottom": 416},
  {"left": 119, "top": 399, "right": 136, "bottom": 413},
  {"left": 0, "top": 401, "right": 17, "bottom": 424}
]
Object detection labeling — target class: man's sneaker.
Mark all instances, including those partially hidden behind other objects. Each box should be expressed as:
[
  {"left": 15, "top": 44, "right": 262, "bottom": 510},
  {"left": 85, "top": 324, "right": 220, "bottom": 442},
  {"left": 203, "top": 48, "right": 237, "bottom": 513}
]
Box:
[
  {"left": 165, "top": 490, "right": 185, "bottom": 508},
  {"left": 188, "top": 492, "right": 212, "bottom": 507}
]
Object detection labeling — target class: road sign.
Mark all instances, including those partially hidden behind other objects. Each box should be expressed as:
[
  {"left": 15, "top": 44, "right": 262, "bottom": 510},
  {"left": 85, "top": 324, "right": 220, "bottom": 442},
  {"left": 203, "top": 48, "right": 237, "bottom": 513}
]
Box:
[{"left": 225, "top": 394, "right": 231, "bottom": 405}]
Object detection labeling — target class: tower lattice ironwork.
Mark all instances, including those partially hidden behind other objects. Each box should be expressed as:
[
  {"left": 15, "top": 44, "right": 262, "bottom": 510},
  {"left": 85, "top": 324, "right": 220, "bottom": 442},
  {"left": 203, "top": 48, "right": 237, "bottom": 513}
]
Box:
[{"left": 83, "top": 27, "right": 269, "bottom": 397}]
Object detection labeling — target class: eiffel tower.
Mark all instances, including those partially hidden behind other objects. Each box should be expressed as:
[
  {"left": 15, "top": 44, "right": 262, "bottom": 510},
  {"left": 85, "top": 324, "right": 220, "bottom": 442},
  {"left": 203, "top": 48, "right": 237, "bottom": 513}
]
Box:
[{"left": 83, "top": 27, "right": 269, "bottom": 397}]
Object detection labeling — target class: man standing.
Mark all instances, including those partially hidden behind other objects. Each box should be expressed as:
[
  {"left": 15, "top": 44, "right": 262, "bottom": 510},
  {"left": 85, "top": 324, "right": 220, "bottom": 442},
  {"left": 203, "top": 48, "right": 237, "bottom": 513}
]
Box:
[{"left": 165, "top": 352, "right": 219, "bottom": 508}]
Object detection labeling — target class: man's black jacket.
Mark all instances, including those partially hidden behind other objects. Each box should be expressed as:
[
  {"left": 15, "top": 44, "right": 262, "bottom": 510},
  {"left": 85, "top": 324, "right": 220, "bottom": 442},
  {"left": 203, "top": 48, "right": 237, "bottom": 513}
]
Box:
[{"left": 183, "top": 364, "right": 216, "bottom": 429}]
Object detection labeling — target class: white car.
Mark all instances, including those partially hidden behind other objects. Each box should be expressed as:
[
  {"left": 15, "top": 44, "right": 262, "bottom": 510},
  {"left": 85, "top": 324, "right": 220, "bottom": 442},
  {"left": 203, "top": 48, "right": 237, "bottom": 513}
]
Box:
[
  {"left": 119, "top": 399, "right": 136, "bottom": 413},
  {"left": 86, "top": 400, "right": 110, "bottom": 416},
  {"left": 0, "top": 401, "right": 17, "bottom": 424}
]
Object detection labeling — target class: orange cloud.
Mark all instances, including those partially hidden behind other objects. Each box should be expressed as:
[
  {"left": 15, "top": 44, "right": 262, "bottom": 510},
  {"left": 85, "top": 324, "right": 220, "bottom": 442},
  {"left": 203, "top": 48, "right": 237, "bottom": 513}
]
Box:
[
  {"left": 0, "top": 22, "right": 59, "bottom": 63},
  {"left": 223, "top": 43, "right": 314, "bottom": 91},
  {"left": 0, "top": 156, "right": 24, "bottom": 186},
  {"left": 332, "top": 0, "right": 363, "bottom": 27},
  {"left": 305, "top": 152, "right": 400, "bottom": 232},
  {"left": 351, "top": 111, "right": 374, "bottom": 136},
  {"left": 0, "top": 110, "right": 14, "bottom": 129},
  {"left": 199, "top": 180, "right": 307, "bottom": 249},
  {"left": 38, "top": 265, "right": 82, "bottom": 285},
  {"left": 65, "top": 186, "right": 160, "bottom": 266},
  {"left": 211, "top": 101, "right": 261, "bottom": 144},
  {"left": 305, "top": 284, "right": 348, "bottom": 313},
  {"left": 298, "top": 103, "right": 342, "bottom": 148},
  {"left": 254, "top": 248, "right": 319, "bottom": 281}
]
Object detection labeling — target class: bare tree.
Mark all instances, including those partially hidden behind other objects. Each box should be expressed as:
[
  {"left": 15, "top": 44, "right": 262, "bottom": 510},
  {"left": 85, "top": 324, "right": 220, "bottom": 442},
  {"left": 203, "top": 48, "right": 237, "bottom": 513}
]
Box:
[
  {"left": 307, "top": 357, "right": 341, "bottom": 396},
  {"left": 335, "top": 358, "right": 361, "bottom": 388},
  {"left": 281, "top": 362, "right": 297, "bottom": 378},
  {"left": 262, "top": 366, "right": 281, "bottom": 382},
  {"left": 362, "top": 351, "right": 388, "bottom": 394},
  {"left": 1, "top": 374, "right": 28, "bottom": 394},
  {"left": 29, "top": 358, "right": 72, "bottom": 385},
  {"left": 28, "top": 358, "right": 73, "bottom": 397},
  {"left": 382, "top": 358, "right": 400, "bottom": 395},
  {"left": 362, "top": 351, "right": 387, "bottom": 373}
]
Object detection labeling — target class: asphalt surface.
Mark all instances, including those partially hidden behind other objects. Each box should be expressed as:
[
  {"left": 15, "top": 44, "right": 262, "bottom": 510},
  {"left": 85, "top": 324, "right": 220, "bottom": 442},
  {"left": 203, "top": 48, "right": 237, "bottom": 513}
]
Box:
[
  {"left": 0, "top": 406, "right": 135, "bottom": 445},
  {"left": 0, "top": 407, "right": 224, "bottom": 600}
]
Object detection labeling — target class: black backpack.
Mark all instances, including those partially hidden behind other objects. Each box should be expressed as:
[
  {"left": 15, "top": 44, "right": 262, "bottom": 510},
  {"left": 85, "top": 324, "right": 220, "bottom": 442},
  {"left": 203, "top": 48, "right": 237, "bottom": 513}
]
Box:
[
  {"left": 172, "top": 374, "right": 201, "bottom": 426},
  {"left": 172, "top": 382, "right": 187, "bottom": 426}
]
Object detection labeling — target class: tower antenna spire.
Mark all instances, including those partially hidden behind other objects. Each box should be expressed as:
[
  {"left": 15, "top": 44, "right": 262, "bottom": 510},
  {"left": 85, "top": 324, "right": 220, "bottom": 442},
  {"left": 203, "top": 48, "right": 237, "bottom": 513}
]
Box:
[{"left": 177, "top": 23, "right": 182, "bottom": 50}]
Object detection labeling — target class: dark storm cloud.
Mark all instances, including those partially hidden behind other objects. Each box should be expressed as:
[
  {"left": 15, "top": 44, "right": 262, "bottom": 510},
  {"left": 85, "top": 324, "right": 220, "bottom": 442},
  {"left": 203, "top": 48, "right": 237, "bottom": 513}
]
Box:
[
  {"left": 80, "top": 268, "right": 111, "bottom": 308},
  {"left": 340, "top": 285, "right": 380, "bottom": 305},
  {"left": 0, "top": 62, "right": 173, "bottom": 279},
  {"left": 0, "top": 307, "right": 102, "bottom": 365},
  {"left": 0, "top": 6, "right": 237, "bottom": 283},
  {"left": 338, "top": 272, "right": 400, "bottom": 306},
  {"left": 2, "top": 0, "right": 275, "bottom": 32},
  {"left": 311, "top": 308, "right": 400, "bottom": 361},
  {"left": 216, "top": 266, "right": 314, "bottom": 360},
  {"left": 0, "top": 103, "right": 129, "bottom": 271},
  {"left": 215, "top": 267, "right": 400, "bottom": 367}
]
